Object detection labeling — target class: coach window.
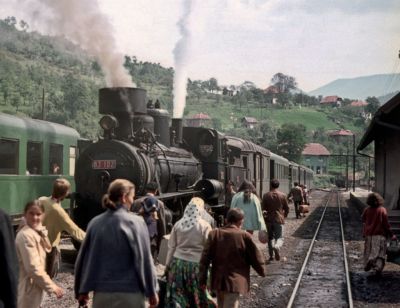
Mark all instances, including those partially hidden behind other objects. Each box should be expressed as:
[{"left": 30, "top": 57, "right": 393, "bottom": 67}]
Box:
[
  {"left": 0, "top": 139, "right": 19, "bottom": 174},
  {"left": 242, "top": 156, "right": 248, "bottom": 169},
  {"left": 69, "top": 146, "right": 76, "bottom": 176},
  {"left": 27, "top": 142, "right": 42, "bottom": 175},
  {"left": 49, "top": 144, "right": 63, "bottom": 174}
]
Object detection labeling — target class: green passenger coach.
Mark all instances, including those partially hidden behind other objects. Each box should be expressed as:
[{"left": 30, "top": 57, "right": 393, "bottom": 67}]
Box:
[{"left": 0, "top": 113, "right": 80, "bottom": 223}]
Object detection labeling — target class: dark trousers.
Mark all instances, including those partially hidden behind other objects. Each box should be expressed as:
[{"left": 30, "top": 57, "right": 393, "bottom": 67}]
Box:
[
  {"left": 294, "top": 201, "right": 301, "bottom": 218},
  {"left": 267, "top": 223, "right": 283, "bottom": 257}
]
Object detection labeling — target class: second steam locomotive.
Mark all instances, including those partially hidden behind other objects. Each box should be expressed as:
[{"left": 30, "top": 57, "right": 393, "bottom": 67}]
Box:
[{"left": 73, "top": 87, "right": 313, "bottom": 229}]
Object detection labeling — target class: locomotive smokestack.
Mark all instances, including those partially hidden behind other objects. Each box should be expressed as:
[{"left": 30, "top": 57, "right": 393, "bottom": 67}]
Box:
[
  {"left": 99, "top": 87, "right": 147, "bottom": 139},
  {"left": 171, "top": 118, "right": 183, "bottom": 146}
]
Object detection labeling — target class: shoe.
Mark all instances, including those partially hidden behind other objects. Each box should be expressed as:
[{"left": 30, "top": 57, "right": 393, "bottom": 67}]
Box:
[
  {"left": 274, "top": 248, "right": 280, "bottom": 261},
  {"left": 268, "top": 256, "right": 274, "bottom": 261}
]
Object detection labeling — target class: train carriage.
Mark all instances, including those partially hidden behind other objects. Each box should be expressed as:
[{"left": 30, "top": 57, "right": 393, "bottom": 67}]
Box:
[
  {"left": 289, "top": 161, "right": 299, "bottom": 189},
  {"left": 224, "top": 136, "right": 270, "bottom": 198},
  {"left": 303, "top": 166, "right": 314, "bottom": 190},
  {"left": 0, "top": 113, "right": 79, "bottom": 223},
  {"left": 270, "top": 152, "right": 290, "bottom": 194}
]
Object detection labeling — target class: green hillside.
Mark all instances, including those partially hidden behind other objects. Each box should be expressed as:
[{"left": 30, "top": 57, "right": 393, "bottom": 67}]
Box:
[{"left": 0, "top": 17, "right": 372, "bottom": 163}]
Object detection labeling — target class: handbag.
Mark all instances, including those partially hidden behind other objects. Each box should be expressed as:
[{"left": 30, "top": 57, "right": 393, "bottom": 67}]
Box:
[
  {"left": 46, "top": 246, "right": 61, "bottom": 278},
  {"left": 387, "top": 239, "right": 400, "bottom": 263},
  {"left": 258, "top": 230, "right": 268, "bottom": 244}
]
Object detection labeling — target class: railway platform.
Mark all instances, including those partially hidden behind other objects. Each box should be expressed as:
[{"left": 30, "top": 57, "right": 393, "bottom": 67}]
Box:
[{"left": 350, "top": 188, "right": 400, "bottom": 238}]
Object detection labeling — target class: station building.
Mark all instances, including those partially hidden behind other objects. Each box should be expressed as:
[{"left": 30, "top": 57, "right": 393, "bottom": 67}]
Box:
[
  {"left": 302, "top": 143, "right": 330, "bottom": 174},
  {"left": 358, "top": 92, "right": 400, "bottom": 209}
]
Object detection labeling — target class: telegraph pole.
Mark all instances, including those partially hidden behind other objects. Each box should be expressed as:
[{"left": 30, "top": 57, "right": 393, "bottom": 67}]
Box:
[
  {"left": 352, "top": 134, "right": 356, "bottom": 192},
  {"left": 346, "top": 141, "right": 349, "bottom": 191}
]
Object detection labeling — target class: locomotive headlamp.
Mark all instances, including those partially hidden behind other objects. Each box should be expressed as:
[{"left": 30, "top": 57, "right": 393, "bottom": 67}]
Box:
[{"left": 99, "top": 115, "right": 118, "bottom": 131}]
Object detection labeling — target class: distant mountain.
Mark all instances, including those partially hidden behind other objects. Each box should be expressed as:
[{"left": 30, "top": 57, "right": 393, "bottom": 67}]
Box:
[{"left": 308, "top": 73, "right": 400, "bottom": 100}]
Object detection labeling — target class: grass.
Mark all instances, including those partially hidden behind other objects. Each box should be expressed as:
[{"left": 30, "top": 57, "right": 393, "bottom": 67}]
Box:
[{"left": 184, "top": 100, "right": 356, "bottom": 133}]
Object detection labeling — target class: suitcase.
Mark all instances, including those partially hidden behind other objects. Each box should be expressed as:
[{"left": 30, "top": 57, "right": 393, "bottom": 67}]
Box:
[
  {"left": 157, "top": 234, "right": 170, "bottom": 265},
  {"left": 299, "top": 204, "right": 309, "bottom": 214}
]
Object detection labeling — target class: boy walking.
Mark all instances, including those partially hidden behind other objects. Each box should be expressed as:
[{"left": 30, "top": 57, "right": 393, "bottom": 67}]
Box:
[{"left": 262, "top": 179, "right": 289, "bottom": 261}]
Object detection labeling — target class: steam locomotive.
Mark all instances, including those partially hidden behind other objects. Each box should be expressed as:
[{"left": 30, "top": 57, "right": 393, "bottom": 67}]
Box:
[{"left": 72, "top": 87, "right": 313, "bottom": 230}]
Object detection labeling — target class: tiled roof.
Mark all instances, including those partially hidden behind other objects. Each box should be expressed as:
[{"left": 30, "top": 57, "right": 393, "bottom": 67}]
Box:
[
  {"left": 264, "top": 85, "right": 280, "bottom": 94},
  {"left": 350, "top": 100, "right": 368, "bottom": 107},
  {"left": 328, "top": 129, "right": 354, "bottom": 136},
  {"left": 190, "top": 113, "right": 211, "bottom": 119},
  {"left": 242, "top": 117, "right": 258, "bottom": 123},
  {"left": 320, "top": 95, "right": 340, "bottom": 104},
  {"left": 302, "top": 143, "right": 330, "bottom": 156}
]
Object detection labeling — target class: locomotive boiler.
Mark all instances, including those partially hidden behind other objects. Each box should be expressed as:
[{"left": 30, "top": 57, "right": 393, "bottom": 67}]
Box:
[{"left": 73, "top": 87, "right": 204, "bottom": 229}]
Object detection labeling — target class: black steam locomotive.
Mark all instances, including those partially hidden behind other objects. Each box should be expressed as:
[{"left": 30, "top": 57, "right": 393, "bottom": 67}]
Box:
[{"left": 73, "top": 87, "right": 313, "bottom": 230}]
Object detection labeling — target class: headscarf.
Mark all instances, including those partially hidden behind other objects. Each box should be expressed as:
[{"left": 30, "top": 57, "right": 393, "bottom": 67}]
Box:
[{"left": 178, "top": 197, "right": 205, "bottom": 231}]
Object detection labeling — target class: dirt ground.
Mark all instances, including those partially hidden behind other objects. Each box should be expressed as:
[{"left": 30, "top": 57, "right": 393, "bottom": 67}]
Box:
[{"left": 42, "top": 190, "right": 400, "bottom": 307}]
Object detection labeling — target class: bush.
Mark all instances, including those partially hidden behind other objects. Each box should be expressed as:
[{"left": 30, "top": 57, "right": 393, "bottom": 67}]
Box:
[{"left": 313, "top": 175, "right": 335, "bottom": 189}]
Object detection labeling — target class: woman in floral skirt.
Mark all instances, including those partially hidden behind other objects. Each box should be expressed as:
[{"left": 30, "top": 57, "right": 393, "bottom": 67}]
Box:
[{"left": 164, "top": 197, "right": 216, "bottom": 307}]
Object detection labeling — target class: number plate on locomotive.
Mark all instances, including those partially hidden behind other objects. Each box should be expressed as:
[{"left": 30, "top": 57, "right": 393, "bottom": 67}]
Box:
[{"left": 92, "top": 160, "right": 116, "bottom": 169}]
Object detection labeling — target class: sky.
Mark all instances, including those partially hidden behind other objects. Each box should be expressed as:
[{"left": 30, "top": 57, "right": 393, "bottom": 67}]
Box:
[{"left": 0, "top": 0, "right": 400, "bottom": 92}]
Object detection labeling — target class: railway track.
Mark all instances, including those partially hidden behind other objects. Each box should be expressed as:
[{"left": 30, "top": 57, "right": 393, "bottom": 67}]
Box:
[{"left": 287, "top": 190, "right": 353, "bottom": 308}]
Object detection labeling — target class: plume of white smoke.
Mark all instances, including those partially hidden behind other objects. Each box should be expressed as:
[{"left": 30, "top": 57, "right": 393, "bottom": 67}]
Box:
[
  {"left": 18, "top": 0, "right": 134, "bottom": 87},
  {"left": 172, "top": 0, "right": 198, "bottom": 119}
]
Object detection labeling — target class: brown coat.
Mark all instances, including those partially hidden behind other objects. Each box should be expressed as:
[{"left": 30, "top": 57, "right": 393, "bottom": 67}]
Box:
[
  {"left": 199, "top": 225, "right": 265, "bottom": 295},
  {"left": 262, "top": 190, "right": 289, "bottom": 224}
]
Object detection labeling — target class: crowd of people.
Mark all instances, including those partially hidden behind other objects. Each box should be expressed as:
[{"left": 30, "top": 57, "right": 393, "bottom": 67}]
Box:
[{"left": 0, "top": 176, "right": 396, "bottom": 308}]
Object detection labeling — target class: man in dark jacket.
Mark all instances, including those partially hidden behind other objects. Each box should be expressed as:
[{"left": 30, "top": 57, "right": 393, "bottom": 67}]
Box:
[
  {"left": 0, "top": 209, "right": 18, "bottom": 308},
  {"left": 262, "top": 179, "right": 289, "bottom": 261},
  {"left": 132, "top": 182, "right": 167, "bottom": 261},
  {"left": 199, "top": 208, "right": 265, "bottom": 308},
  {"left": 288, "top": 182, "right": 304, "bottom": 219}
]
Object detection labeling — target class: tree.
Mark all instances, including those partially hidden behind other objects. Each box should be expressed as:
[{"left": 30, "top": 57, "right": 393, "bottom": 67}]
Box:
[
  {"left": 4, "top": 16, "right": 17, "bottom": 27},
  {"left": 276, "top": 123, "right": 307, "bottom": 162},
  {"left": 259, "top": 121, "right": 277, "bottom": 150},
  {"left": 19, "top": 20, "right": 29, "bottom": 31},
  {"left": 208, "top": 77, "right": 219, "bottom": 93},
  {"left": 271, "top": 73, "right": 297, "bottom": 93},
  {"left": 365, "top": 96, "right": 380, "bottom": 115}
]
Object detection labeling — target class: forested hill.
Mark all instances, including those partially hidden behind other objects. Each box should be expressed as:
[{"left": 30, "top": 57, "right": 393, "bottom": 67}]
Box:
[
  {"left": 309, "top": 74, "right": 400, "bottom": 99},
  {"left": 0, "top": 17, "right": 378, "bottom": 164},
  {"left": 0, "top": 18, "right": 176, "bottom": 138}
]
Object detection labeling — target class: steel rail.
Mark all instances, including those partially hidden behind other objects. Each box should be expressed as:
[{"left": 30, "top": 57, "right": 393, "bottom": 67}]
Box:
[
  {"left": 337, "top": 191, "right": 354, "bottom": 308},
  {"left": 287, "top": 190, "right": 353, "bottom": 308},
  {"left": 286, "top": 191, "right": 333, "bottom": 308}
]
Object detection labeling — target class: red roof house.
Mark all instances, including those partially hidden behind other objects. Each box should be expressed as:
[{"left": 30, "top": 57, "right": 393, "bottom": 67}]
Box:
[
  {"left": 302, "top": 143, "right": 330, "bottom": 156},
  {"left": 264, "top": 85, "right": 280, "bottom": 94},
  {"left": 320, "top": 96, "right": 342, "bottom": 106},
  {"left": 328, "top": 129, "right": 354, "bottom": 142},
  {"left": 186, "top": 113, "right": 211, "bottom": 127},
  {"left": 302, "top": 143, "right": 330, "bottom": 174},
  {"left": 350, "top": 100, "right": 368, "bottom": 107}
]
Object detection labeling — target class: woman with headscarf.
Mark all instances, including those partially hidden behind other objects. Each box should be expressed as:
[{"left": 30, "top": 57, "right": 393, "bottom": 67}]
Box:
[
  {"left": 164, "top": 197, "right": 215, "bottom": 308},
  {"left": 230, "top": 180, "right": 266, "bottom": 234}
]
